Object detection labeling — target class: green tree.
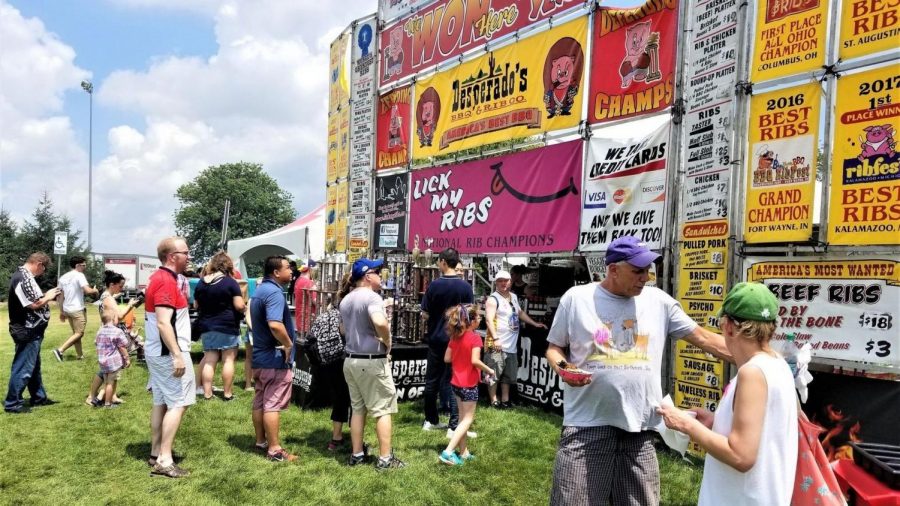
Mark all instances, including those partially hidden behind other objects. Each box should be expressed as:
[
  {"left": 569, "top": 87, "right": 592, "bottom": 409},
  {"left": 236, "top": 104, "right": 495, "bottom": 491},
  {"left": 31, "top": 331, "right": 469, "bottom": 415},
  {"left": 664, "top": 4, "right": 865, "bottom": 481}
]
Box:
[
  {"left": 174, "top": 162, "right": 295, "bottom": 263},
  {"left": 0, "top": 194, "right": 98, "bottom": 297},
  {"left": 0, "top": 209, "right": 23, "bottom": 299}
]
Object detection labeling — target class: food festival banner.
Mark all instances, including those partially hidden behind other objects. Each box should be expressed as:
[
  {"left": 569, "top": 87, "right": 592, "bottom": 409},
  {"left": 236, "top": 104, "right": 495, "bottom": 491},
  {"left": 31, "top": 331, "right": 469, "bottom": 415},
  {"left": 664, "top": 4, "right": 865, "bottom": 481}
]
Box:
[
  {"left": 745, "top": 257, "right": 900, "bottom": 367},
  {"left": 828, "top": 64, "right": 900, "bottom": 245},
  {"left": 839, "top": 1, "right": 900, "bottom": 61},
  {"left": 379, "top": 0, "right": 582, "bottom": 87},
  {"left": 350, "top": 179, "right": 371, "bottom": 214},
  {"left": 326, "top": 184, "right": 338, "bottom": 248},
  {"left": 579, "top": 114, "right": 670, "bottom": 252},
  {"left": 348, "top": 214, "right": 371, "bottom": 262},
  {"left": 681, "top": 0, "right": 739, "bottom": 223},
  {"left": 744, "top": 82, "right": 820, "bottom": 243},
  {"left": 750, "top": 0, "right": 828, "bottom": 83},
  {"left": 327, "top": 113, "right": 339, "bottom": 183},
  {"left": 335, "top": 180, "right": 349, "bottom": 253},
  {"left": 374, "top": 172, "right": 409, "bottom": 251},
  {"left": 673, "top": 218, "right": 729, "bottom": 448},
  {"left": 376, "top": 86, "right": 413, "bottom": 171},
  {"left": 407, "top": 140, "right": 582, "bottom": 254},
  {"left": 588, "top": 0, "right": 678, "bottom": 124},
  {"left": 378, "top": 0, "right": 437, "bottom": 24},
  {"left": 411, "top": 17, "right": 588, "bottom": 159},
  {"left": 350, "top": 17, "right": 378, "bottom": 182}
]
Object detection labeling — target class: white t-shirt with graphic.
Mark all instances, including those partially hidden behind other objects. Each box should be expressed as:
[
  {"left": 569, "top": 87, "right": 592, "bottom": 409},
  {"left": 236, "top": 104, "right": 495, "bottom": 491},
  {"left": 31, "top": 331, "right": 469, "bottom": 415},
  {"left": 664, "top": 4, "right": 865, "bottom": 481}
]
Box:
[
  {"left": 547, "top": 284, "right": 697, "bottom": 431},
  {"left": 58, "top": 270, "right": 89, "bottom": 313},
  {"left": 489, "top": 291, "right": 521, "bottom": 353}
]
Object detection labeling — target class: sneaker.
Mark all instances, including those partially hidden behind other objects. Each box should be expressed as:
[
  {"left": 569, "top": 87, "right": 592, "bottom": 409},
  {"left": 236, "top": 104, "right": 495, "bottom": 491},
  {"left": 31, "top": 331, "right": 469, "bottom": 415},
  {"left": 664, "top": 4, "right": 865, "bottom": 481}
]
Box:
[
  {"left": 266, "top": 448, "right": 298, "bottom": 462},
  {"left": 327, "top": 439, "right": 345, "bottom": 452},
  {"left": 446, "top": 428, "right": 478, "bottom": 439},
  {"left": 500, "top": 401, "right": 512, "bottom": 409},
  {"left": 85, "top": 397, "right": 102, "bottom": 408},
  {"left": 76, "top": 355, "right": 84, "bottom": 361},
  {"left": 222, "top": 395, "right": 235, "bottom": 402},
  {"left": 439, "top": 450, "right": 463, "bottom": 466},
  {"left": 422, "top": 421, "right": 448, "bottom": 431},
  {"left": 491, "top": 400, "right": 502, "bottom": 409},
  {"left": 459, "top": 451, "right": 476, "bottom": 462},
  {"left": 150, "top": 463, "right": 189, "bottom": 478},
  {"left": 103, "top": 404, "right": 119, "bottom": 409},
  {"left": 30, "top": 398, "right": 57, "bottom": 407},
  {"left": 376, "top": 453, "right": 406, "bottom": 470},
  {"left": 52, "top": 349, "right": 63, "bottom": 362},
  {"left": 251, "top": 442, "right": 269, "bottom": 453},
  {"left": 348, "top": 443, "right": 371, "bottom": 466}
]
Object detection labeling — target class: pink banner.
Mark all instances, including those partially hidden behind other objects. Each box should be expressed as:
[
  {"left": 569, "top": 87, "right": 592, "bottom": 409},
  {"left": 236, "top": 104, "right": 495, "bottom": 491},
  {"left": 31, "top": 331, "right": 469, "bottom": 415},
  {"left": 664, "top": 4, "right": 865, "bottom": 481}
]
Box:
[
  {"left": 379, "top": 0, "right": 581, "bottom": 87},
  {"left": 408, "top": 140, "right": 582, "bottom": 253}
]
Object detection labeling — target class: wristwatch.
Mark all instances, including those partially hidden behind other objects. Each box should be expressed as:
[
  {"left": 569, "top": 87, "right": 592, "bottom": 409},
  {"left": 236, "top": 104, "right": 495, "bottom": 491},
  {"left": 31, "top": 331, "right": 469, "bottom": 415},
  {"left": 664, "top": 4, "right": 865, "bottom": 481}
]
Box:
[{"left": 555, "top": 359, "right": 568, "bottom": 370}]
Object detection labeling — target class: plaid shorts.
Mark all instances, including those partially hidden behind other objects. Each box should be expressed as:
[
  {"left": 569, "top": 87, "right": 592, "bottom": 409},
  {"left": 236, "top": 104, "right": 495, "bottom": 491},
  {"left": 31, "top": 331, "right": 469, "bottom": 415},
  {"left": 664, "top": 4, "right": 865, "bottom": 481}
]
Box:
[{"left": 550, "top": 425, "right": 659, "bottom": 506}]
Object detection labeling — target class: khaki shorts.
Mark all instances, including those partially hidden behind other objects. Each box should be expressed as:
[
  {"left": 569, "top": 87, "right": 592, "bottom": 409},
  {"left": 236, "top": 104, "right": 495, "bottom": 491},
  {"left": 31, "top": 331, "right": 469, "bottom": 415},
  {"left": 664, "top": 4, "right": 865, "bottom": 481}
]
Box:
[
  {"left": 342, "top": 357, "right": 397, "bottom": 418},
  {"left": 484, "top": 350, "right": 519, "bottom": 384},
  {"left": 66, "top": 310, "right": 87, "bottom": 335}
]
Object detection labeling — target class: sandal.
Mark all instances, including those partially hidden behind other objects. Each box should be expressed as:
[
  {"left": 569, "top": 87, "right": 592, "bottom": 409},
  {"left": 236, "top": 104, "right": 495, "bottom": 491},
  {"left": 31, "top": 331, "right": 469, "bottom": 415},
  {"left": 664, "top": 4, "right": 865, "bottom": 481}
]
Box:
[
  {"left": 222, "top": 395, "right": 235, "bottom": 402},
  {"left": 150, "top": 462, "right": 189, "bottom": 478},
  {"left": 148, "top": 452, "right": 183, "bottom": 467}
]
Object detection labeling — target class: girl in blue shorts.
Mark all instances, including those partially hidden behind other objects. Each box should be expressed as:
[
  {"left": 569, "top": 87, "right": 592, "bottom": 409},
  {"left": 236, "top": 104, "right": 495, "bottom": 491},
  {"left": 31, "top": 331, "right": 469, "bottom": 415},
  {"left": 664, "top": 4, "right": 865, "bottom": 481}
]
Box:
[{"left": 440, "top": 304, "right": 495, "bottom": 466}]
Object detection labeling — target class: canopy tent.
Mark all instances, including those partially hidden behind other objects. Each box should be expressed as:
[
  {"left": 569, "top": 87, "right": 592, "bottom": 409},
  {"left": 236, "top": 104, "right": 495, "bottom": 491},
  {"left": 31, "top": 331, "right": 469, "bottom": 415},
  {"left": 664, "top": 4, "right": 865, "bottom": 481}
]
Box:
[{"left": 229, "top": 204, "right": 325, "bottom": 277}]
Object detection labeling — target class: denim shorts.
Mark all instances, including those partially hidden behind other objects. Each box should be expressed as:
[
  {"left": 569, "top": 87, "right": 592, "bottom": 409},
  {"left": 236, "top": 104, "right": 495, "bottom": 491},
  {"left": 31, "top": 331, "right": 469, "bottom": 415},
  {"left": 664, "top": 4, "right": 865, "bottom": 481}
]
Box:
[
  {"left": 202, "top": 331, "right": 240, "bottom": 351},
  {"left": 452, "top": 385, "right": 479, "bottom": 402}
]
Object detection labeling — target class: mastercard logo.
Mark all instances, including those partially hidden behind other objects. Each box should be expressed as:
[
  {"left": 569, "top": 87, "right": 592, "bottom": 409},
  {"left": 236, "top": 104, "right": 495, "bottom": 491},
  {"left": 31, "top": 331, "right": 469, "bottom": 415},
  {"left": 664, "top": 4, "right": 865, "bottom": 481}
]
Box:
[{"left": 613, "top": 188, "right": 630, "bottom": 204}]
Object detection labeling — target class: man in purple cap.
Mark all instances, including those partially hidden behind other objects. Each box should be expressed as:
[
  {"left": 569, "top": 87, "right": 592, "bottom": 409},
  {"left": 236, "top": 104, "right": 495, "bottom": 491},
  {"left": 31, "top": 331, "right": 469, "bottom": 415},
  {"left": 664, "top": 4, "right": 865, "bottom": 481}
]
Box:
[
  {"left": 340, "top": 258, "right": 405, "bottom": 470},
  {"left": 545, "top": 235, "right": 731, "bottom": 506}
]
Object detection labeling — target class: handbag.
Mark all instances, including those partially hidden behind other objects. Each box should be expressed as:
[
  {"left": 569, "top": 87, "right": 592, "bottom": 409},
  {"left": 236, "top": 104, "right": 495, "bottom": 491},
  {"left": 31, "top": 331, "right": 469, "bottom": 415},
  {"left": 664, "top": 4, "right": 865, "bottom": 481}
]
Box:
[{"left": 791, "top": 407, "right": 847, "bottom": 506}]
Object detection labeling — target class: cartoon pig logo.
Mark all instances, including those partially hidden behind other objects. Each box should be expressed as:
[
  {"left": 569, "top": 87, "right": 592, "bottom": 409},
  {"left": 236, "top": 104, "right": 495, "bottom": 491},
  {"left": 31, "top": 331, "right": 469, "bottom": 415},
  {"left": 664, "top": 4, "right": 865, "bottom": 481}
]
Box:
[
  {"left": 542, "top": 37, "right": 584, "bottom": 119},
  {"left": 859, "top": 124, "right": 896, "bottom": 161}
]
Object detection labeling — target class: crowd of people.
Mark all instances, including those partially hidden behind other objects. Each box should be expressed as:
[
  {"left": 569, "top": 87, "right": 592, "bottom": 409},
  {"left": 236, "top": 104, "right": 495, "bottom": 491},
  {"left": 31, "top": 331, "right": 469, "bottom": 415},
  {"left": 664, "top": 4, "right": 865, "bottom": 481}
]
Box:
[{"left": 5, "top": 235, "right": 804, "bottom": 505}]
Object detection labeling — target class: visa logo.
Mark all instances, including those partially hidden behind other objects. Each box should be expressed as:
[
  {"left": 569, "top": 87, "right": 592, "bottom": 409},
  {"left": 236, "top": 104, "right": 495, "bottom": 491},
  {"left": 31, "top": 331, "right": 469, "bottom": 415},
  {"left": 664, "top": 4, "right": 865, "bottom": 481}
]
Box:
[{"left": 584, "top": 191, "right": 607, "bottom": 209}]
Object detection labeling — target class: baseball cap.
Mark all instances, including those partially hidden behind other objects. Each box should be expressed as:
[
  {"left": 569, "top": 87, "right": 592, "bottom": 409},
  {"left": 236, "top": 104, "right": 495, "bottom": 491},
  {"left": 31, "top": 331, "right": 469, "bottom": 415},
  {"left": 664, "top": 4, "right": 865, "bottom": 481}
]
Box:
[
  {"left": 605, "top": 236, "right": 660, "bottom": 268},
  {"left": 720, "top": 282, "right": 779, "bottom": 322},
  {"left": 351, "top": 258, "right": 384, "bottom": 282},
  {"left": 494, "top": 270, "right": 511, "bottom": 281}
]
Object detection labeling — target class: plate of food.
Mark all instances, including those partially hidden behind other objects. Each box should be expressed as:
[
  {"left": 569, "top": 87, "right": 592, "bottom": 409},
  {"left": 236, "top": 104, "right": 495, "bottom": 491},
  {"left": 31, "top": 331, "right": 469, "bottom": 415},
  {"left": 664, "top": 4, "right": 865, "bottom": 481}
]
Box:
[{"left": 557, "top": 363, "right": 592, "bottom": 382}]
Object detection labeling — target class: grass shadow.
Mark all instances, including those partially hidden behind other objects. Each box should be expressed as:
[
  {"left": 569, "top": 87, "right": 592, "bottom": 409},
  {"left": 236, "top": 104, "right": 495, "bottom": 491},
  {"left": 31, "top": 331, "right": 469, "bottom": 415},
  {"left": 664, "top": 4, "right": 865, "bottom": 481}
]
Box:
[{"left": 124, "top": 441, "right": 152, "bottom": 463}]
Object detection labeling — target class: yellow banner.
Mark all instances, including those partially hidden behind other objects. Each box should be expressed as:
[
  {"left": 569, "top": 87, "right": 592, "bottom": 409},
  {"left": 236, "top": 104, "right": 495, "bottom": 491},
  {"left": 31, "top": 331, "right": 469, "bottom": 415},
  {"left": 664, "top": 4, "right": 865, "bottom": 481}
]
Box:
[
  {"left": 839, "top": 1, "right": 900, "bottom": 61},
  {"left": 675, "top": 219, "right": 729, "bottom": 458},
  {"left": 329, "top": 33, "right": 350, "bottom": 115},
  {"left": 327, "top": 113, "right": 339, "bottom": 183},
  {"left": 747, "top": 259, "right": 899, "bottom": 284},
  {"left": 411, "top": 16, "right": 588, "bottom": 160},
  {"left": 337, "top": 104, "right": 350, "bottom": 180},
  {"left": 751, "top": 0, "right": 828, "bottom": 83},
  {"left": 325, "top": 185, "right": 338, "bottom": 246},
  {"left": 828, "top": 64, "right": 900, "bottom": 245},
  {"left": 335, "top": 181, "right": 349, "bottom": 253},
  {"left": 745, "top": 83, "right": 820, "bottom": 243}
]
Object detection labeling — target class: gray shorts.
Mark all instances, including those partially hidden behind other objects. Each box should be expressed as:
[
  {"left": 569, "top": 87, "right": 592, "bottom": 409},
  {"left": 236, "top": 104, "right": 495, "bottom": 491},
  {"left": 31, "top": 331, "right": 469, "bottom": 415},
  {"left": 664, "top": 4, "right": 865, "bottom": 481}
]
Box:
[
  {"left": 550, "top": 426, "right": 659, "bottom": 506},
  {"left": 484, "top": 351, "right": 518, "bottom": 384},
  {"left": 146, "top": 354, "right": 197, "bottom": 409}
]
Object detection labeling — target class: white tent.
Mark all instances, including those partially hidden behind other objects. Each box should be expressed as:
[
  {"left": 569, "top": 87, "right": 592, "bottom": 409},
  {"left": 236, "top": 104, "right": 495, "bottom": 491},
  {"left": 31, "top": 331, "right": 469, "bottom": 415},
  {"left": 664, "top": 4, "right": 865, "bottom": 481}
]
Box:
[{"left": 229, "top": 204, "right": 325, "bottom": 276}]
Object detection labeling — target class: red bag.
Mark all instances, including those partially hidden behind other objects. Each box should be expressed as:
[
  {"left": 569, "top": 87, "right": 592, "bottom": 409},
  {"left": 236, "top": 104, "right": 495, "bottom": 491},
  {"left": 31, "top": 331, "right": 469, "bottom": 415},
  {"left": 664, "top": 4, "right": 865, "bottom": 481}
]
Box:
[{"left": 792, "top": 410, "right": 847, "bottom": 506}]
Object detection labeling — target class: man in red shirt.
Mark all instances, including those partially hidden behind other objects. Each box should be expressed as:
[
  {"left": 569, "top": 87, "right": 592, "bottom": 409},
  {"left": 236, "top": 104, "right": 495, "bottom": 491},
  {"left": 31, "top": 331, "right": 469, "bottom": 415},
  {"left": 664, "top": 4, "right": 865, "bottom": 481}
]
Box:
[
  {"left": 293, "top": 264, "right": 317, "bottom": 337},
  {"left": 144, "top": 236, "right": 195, "bottom": 478}
]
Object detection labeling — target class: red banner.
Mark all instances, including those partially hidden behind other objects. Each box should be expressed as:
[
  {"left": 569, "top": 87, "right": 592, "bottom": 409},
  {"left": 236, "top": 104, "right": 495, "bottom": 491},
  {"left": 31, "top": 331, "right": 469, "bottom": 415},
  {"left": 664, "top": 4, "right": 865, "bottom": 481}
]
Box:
[
  {"left": 588, "top": 0, "right": 678, "bottom": 124},
  {"left": 379, "top": 0, "right": 582, "bottom": 87},
  {"left": 407, "top": 140, "right": 582, "bottom": 254},
  {"left": 376, "top": 86, "right": 413, "bottom": 171}
]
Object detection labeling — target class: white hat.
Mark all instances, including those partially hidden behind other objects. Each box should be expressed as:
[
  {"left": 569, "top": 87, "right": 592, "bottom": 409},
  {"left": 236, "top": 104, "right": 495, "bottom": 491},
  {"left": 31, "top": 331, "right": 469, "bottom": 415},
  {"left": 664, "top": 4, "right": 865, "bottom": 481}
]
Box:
[{"left": 494, "top": 270, "right": 511, "bottom": 281}]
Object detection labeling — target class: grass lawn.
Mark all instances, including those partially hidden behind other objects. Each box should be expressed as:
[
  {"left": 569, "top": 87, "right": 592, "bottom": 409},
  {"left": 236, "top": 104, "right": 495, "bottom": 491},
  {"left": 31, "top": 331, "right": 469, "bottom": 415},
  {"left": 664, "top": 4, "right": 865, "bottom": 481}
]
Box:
[{"left": 0, "top": 304, "right": 702, "bottom": 505}]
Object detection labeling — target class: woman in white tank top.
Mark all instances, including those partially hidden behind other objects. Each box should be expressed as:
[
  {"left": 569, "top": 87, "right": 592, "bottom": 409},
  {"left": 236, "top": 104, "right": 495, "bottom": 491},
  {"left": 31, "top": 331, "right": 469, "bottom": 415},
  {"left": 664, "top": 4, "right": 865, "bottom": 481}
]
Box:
[{"left": 658, "top": 282, "right": 798, "bottom": 505}]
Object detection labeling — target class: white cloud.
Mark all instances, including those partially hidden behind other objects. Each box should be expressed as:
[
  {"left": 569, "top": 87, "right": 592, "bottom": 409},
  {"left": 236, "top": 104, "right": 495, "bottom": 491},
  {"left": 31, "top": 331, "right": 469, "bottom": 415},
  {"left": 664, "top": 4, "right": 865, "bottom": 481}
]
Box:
[
  {"left": 0, "top": 1, "right": 91, "bottom": 227},
  {"left": 2, "top": 0, "right": 372, "bottom": 255}
]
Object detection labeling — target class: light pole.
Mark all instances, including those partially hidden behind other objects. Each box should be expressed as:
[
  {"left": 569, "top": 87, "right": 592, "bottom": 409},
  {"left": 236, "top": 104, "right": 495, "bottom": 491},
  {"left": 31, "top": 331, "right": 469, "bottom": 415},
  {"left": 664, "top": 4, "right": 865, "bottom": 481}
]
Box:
[{"left": 81, "top": 79, "right": 93, "bottom": 252}]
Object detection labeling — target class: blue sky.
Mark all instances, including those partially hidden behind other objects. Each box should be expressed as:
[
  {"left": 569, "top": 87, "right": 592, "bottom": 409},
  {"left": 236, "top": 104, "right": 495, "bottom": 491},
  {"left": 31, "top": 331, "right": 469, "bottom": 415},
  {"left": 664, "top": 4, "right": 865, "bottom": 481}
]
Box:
[{"left": 1, "top": 0, "right": 640, "bottom": 256}]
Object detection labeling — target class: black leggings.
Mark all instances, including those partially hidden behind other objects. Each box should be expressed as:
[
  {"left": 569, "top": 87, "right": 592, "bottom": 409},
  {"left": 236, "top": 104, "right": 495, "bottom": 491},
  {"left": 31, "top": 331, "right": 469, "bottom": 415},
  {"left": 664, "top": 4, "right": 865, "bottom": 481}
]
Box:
[{"left": 320, "top": 359, "right": 350, "bottom": 424}]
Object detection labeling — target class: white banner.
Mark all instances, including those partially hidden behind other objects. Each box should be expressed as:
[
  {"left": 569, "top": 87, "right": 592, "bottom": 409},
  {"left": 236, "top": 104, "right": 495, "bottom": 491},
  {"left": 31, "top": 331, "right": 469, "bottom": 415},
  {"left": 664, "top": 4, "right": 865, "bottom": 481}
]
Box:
[
  {"left": 350, "top": 214, "right": 371, "bottom": 240},
  {"left": 350, "top": 179, "right": 371, "bottom": 214},
  {"left": 579, "top": 114, "right": 670, "bottom": 252},
  {"left": 681, "top": 0, "right": 739, "bottom": 223},
  {"left": 744, "top": 257, "right": 900, "bottom": 367},
  {"left": 350, "top": 17, "right": 378, "bottom": 182}
]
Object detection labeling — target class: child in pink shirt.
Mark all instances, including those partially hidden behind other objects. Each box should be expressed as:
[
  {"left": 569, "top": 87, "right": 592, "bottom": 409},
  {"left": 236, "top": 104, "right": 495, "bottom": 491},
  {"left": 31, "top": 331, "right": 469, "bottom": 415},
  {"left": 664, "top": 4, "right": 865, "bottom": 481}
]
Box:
[{"left": 440, "top": 304, "right": 495, "bottom": 466}]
